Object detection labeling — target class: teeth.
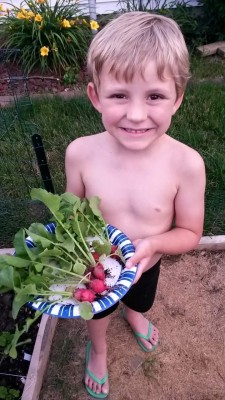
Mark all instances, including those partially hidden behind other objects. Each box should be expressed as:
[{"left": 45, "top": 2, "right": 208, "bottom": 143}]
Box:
[{"left": 124, "top": 128, "right": 147, "bottom": 133}]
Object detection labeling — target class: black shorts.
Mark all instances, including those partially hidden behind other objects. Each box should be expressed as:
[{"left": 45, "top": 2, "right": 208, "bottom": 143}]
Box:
[{"left": 93, "top": 258, "right": 161, "bottom": 319}]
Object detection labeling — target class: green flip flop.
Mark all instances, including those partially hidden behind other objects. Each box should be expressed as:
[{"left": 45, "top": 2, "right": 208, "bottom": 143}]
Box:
[
  {"left": 85, "top": 341, "right": 109, "bottom": 399},
  {"left": 122, "top": 309, "right": 159, "bottom": 353}
]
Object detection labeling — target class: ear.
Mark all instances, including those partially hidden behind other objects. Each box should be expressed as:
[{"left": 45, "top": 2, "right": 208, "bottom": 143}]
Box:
[
  {"left": 172, "top": 93, "right": 184, "bottom": 115},
  {"left": 87, "top": 82, "right": 102, "bottom": 113}
]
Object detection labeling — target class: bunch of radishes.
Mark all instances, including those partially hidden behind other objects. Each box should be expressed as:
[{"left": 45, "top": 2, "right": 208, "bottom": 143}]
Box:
[{"left": 73, "top": 245, "right": 121, "bottom": 303}]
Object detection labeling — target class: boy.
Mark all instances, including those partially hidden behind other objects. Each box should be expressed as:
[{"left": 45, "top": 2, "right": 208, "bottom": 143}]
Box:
[{"left": 65, "top": 12, "right": 205, "bottom": 398}]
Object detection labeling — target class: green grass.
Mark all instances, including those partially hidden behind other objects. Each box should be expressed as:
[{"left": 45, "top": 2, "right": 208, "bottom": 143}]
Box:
[
  {"left": 190, "top": 55, "right": 225, "bottom": 80},
  {"left": 1, "top": 58, "right": 225, "bottom": 245}
]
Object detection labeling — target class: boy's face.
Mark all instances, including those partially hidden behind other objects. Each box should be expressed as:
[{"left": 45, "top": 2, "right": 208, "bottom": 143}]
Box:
[{"left": 87, "top": 60, "right": 183, "bottom": 152}]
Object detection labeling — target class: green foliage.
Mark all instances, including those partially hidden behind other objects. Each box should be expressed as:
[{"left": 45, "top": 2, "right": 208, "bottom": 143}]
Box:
[
  {"left": 0, "top": 331, "right": 14, "bottom": 349},
  {"left": 160, "top": 1, "right": 204, "bottom": 49},
  {"left": 197, "top": 0, "right": 225, "bottom": 42},
  {"left": 118, "top": 0, "right": 168, "bottom": 13},
  {"left": 0, "top": 0, "right": 92, "bottom": 74},
  {"left": 63, "top": 65, "right": 79, "bottom": 85},
  {"left": 0, "top": 190, "right": 112, "bottom": 327},
  {"left": 0, "top": 387, "right": 20, "bottom": 400}
]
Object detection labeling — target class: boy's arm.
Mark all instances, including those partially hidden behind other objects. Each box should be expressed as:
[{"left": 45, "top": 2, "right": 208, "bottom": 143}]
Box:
[
  {"left": 65, "top": 139, "right": 85, "bottom": 197},
  {"left": 126, "top": 153, "right": 206, "bottom": 283}
]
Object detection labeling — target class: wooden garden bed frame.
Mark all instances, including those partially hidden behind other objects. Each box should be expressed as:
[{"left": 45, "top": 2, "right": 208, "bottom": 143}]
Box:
[{"left": 21, "top": 314, "right": 58, "bottom": 400}]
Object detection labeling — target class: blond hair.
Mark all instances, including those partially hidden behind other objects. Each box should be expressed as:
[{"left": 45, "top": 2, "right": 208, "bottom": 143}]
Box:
[{"left": 87, "top": 11, "right": 190, "bottom": 97}]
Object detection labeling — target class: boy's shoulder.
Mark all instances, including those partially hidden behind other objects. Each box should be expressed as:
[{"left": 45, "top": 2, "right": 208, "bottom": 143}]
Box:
[
  {"left": 66, "top": 132, "right": 105, "bottom": 155},
  {"left": 166, "top": 135, "right": 205, "bottom": 172},
  {"left": 67, "top": 132, "right": 104, "bottom": 146}
]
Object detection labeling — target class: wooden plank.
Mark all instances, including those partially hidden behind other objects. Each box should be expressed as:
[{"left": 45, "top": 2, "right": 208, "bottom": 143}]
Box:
[
  {"left": 217, "top": 45, "right": 225, "bottom": 58},
  {"left": 21, "top": 314, "right": 58, "bottom": 400},
  {"left": 197, "top": 41, "right": 225, "bottom": 56},
  {"left": 1, "top": 234, "right": 225, "bottom": 260},
  {"left": 0, "top": 248, "right": 14, "bottom": 254},
  {"left": 196, "top": 235, "right": 225, "bottom": 251}
]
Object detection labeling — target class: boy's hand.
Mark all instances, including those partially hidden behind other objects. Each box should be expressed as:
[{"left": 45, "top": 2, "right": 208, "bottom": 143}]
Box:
[{"left": 125, "top": 238, "right": 155, "bottom": 284}]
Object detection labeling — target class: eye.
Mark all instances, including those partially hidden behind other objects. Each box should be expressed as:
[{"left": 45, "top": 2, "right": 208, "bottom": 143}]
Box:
[
  {"left": 111, "top": 94, "right": 126, "bottom": 99},
  {"left": 149, "top": 94, "right": 163, "bottom": 101}
]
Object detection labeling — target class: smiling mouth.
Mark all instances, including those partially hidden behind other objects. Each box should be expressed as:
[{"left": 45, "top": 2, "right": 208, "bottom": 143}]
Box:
[{"left": 122, "top": 128, "right": 149, "bottom": 134}]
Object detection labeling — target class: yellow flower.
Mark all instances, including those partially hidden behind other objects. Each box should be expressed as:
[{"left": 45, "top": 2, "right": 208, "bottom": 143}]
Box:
[
  {"left": 17, "top": 11, "right": 26, "bottom": 19},
  {"left": 35, "top": 14, "right": 43, "bottom": 22},
  {"left": 27, "top": 11, "right": 35, "bottom": 18},
  {"left": 82, "top": 18, "right": 88, "bottom": 25},
  {"left": 90, "top": 20, "right": 99, "bottom": 30},
  {"left": 69, "top": 19, "right": 75, "bottom": 26},
  {"left": 0, "top": 4, "right": 5, "bottom": 11},
  {"left": 40, "top": 46, "right": 49, "bottom": 57},
  {"left": 62, "top": 18, "right": 71, "bottom": 28}
]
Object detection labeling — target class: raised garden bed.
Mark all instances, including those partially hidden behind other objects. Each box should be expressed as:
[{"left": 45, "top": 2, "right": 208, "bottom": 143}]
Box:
[
  {"left": 0, "top": 246, "right": 58, "bottom": 400},
  {"left": 0, "top": 291, "right": 57, "bottom": 400},
  {"left": 21, "top": 314, "right": 57, "bottom": 400}
]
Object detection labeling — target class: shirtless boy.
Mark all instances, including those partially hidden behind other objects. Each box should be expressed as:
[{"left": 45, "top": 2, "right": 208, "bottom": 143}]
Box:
[{"left": 65, "top": 11, "right": 205, "bottom": 398}]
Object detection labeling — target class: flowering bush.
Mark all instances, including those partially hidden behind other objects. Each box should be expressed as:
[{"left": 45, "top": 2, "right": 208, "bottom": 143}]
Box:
[{"left": 0, "top": 0, "right": 99, "bottom": 75}]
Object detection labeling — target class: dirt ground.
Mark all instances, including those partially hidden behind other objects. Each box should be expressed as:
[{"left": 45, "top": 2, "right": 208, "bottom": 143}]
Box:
[{"left": 40, "top": 250, "right": 225, "bottom": 400}]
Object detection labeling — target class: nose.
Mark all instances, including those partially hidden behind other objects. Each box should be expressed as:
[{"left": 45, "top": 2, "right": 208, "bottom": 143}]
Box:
[{"left": 126, "top": 100, "right": 147, "bottom": 123}]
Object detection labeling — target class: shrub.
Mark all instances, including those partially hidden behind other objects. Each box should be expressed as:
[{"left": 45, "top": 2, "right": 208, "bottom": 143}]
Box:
[
  {"left": 197, "top": 0, "right": 225, "bottom": 42},
  {"left": 0, "top": 0, "right": 96, "bottom": 75},
  {"left": 159, "top": 1, "right": 204, "bottom": 50}
]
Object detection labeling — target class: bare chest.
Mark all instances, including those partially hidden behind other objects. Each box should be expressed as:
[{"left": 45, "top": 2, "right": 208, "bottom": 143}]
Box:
[{"left": 82, "top": 157, "right": 177, "bottom": 236}]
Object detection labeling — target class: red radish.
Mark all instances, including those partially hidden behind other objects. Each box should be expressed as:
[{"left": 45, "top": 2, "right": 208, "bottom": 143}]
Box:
[
  {"left": 74, "top": 288, "right": 96, "bottom": 302},
  {"left": 89, "top": 279, "right": 107, "bottom": 294},
  {"left": 92, "top": 263, "right": 105, "bottom": 281},
  {"left": 92, "top": 251, "right": 100, "bottom": 261},
  {"left": 111, "top": 245, "right": 118, "bottom": 254}
]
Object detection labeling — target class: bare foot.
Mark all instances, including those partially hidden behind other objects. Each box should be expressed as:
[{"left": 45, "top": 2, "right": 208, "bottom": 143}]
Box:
[
  {"left": 124, "top": 308, "right": 159, "bottom": 351},
  {"left": 85, "top": 341, "right": 109, "bottom": 396}
]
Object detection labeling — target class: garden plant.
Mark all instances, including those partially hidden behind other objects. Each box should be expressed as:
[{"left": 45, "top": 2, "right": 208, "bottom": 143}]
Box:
[{"left": 0, "top": 0, "right": 98, "bottom": 75}]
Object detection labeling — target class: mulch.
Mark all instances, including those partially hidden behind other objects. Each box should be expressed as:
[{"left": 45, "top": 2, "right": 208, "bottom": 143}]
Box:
[{"left": 0, "top": 60, "right": 86, "bottom": 100}]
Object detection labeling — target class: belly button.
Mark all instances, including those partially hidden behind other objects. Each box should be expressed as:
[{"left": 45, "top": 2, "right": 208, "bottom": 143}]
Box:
[{"left": 155, "top": 208, "right": 161, "bottom": 212}]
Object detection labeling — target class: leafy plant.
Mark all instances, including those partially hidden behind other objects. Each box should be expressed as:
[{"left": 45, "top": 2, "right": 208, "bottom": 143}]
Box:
[
  {"left": 159, "top": 1, "right": 203, "bottom": 49},
  {"left": 63, "top": 65, "right": 79, "bottom": 85},
  {"left": 0, "top": 0, "right": 93, "bottom": 75},
  {"left": 118, "top": 0, "right": 168, "bottom": 12},
  {"left": 0, "top": 188, "right": 117, "bottom": 358},
  {"left": 0, "top": 332, "right": 14, "bottom": 349},
  {"left": 0, "top": 386, "right": 19, "bottom": 400},
  {"left": 0, "top": 189, "right": 119, "bottom": 357},
  {"left": 3, "top": 310, "right": 41, "bottom": 359}
]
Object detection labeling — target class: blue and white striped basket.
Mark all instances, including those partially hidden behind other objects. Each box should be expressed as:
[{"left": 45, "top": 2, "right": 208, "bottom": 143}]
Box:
[{"left": 27, "top": 223, "right": 137, "bottom": 318}]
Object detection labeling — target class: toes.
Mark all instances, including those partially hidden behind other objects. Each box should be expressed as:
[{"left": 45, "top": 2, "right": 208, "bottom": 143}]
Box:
[
  {"left": 85, "top": 376, "right": 93, "bottom": 391},
  {"left": 102, "top": 382, "right": 109, "bottom": 394},
  {"left": 85, "top": 375, "right": 108, "bottom": 395},
  {"left": 150, "top": 326, "right": 159, "bottom": 345},
  {"left": 92, "top": 381, "right": 99, "bottom": 394}
]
